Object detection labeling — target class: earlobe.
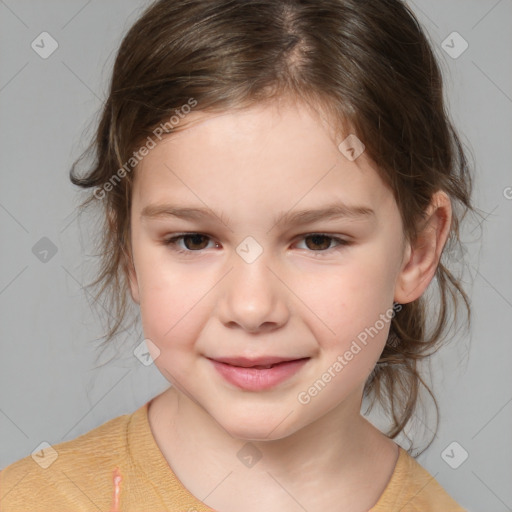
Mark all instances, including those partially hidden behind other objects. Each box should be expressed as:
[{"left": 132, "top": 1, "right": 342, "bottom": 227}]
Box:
[{"left": 394, "top": 191, "right": 452, "bottom": 304}]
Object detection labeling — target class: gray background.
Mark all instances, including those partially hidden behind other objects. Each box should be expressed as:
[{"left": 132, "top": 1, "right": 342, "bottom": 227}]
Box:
[{"left": 0, "top": 1, "right": 511, "bottom": 511}]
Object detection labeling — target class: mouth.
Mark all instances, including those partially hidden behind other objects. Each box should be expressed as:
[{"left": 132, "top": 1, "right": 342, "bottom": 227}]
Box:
[
  {"left": 209, "top": 356, "right": 309, "bottom": 368},
  {"left": 207, "top": 356, "right": 310, "bottom": 391}
]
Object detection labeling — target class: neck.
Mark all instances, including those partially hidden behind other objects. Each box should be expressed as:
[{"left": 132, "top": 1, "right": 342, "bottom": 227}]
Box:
[{"left": 150, "top": 384, "right": 397, "bottom": 507}]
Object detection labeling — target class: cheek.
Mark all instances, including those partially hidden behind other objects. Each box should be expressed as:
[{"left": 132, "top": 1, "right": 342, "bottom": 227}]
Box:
[
  {"left": 293, "top": 262, "right": 396, "bottom": 402},
  {"left": 135, "top": 257, "right": 213, "bottom": 351},
  {"left": 297, "top": 256, "right": 395, "bottom": 347},
  {"left": 138, "top": 282, "right": 208, "bottom": 384},
  {"left": 139, "top": 283, "right": 195, "bottom": 342}
]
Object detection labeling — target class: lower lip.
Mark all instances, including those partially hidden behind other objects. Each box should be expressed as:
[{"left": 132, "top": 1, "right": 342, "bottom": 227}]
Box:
[{"left": 209, "top": 358, "right": 309, "bottom": 391}]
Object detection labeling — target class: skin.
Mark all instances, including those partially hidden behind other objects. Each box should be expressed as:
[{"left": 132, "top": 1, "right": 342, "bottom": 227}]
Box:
[{"left": 127, "top": 96, "right": 452, "bottom": 512}]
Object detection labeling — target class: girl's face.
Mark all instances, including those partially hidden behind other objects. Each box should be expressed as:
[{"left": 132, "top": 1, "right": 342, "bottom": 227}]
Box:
[{"left": 128, "top": 99, "right": 412, "bottom": 440}]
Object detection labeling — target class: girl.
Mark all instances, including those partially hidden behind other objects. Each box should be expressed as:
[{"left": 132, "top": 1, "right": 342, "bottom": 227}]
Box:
[{"left": 0, "top": 0, "right": 474, "bottom": 510}]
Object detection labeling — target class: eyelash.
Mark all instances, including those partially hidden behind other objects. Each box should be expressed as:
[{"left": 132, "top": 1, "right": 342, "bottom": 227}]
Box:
[{"left": 161, "top": 233, "right": 351, "bottom": 256}]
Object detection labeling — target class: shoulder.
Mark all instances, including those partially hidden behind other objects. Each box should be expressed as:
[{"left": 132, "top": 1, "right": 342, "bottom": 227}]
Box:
[
  {"left": 0, "top": 408, "right": 136, "bottom": 511},
  {"left": 370, "top": 447, "right": 467, "bottom": 512}
]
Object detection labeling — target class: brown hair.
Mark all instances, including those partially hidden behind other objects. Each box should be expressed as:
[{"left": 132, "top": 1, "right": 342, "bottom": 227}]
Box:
[{"left": 70, "top": 0, "right": 478, "bottom": 453}]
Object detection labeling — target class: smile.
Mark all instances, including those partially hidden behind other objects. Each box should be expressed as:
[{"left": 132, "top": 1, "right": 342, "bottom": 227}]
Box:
[{"left": 208, "top": 357, "right": 310, "bottom": 391}]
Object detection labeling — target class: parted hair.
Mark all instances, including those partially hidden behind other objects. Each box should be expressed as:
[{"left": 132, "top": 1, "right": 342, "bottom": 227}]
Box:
[{"left": 70, "top": 0, "right": 476, "bottom": 452}]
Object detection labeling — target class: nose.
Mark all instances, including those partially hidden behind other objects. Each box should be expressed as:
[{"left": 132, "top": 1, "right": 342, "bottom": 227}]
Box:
[{"left": 216, "top": 251, "right": 290, "bottom": 333}]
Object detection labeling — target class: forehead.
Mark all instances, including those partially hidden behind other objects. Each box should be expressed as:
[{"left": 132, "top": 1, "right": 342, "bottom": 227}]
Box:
[
  {"left": 161, "top": 96, "right": 343, "bottom": 141},
  {"left": 133, "top": 100, "right": 394, "bottom": 219}
]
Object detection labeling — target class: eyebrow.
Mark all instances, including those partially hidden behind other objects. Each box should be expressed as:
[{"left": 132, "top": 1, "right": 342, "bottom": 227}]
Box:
[{"left": 140, "top": 201, "right": 375, "bottom": 227}]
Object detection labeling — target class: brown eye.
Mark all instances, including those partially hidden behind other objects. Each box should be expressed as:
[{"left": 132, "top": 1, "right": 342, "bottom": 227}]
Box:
[
  {"left": 304, "top": 235, "right": 335, "bottom": 251},
  {"left": 295, "top": 234, "right": 351, "bottom": 254},
  {"left": 181, "top": 234, "right": 210, "bottom": 250},
  {"left": 163, "top": 233, "right": 216, "bottom": 253}
]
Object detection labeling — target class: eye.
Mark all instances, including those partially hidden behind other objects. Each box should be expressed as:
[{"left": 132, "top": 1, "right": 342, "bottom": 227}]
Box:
[
  {"left": 295, "top": 234, "right": 351, "bottom": 253},
  {"left": 162, "top": 232, "right": 351, "bottom": 256},
  {"left": 163, "top": 233, "right": 218, "bottom": 254}
]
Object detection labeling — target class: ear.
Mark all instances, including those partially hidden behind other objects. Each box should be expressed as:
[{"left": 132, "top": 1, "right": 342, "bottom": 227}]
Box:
[{"left": 394, "top": 190, "right": 452, "bottom": 304}]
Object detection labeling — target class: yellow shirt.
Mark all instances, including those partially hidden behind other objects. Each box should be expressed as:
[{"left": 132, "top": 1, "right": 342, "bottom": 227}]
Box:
[{"left": 0, "top": 400, "right": 466, "bottom": 511}]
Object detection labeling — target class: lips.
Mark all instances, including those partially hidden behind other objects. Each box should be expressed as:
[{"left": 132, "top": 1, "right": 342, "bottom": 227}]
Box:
[
  {"left": 208, "top": 357, "right": 310, "bottom": 391},
  {"left": 209, "top": 356, "right": 308, "bottom": 368}
]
